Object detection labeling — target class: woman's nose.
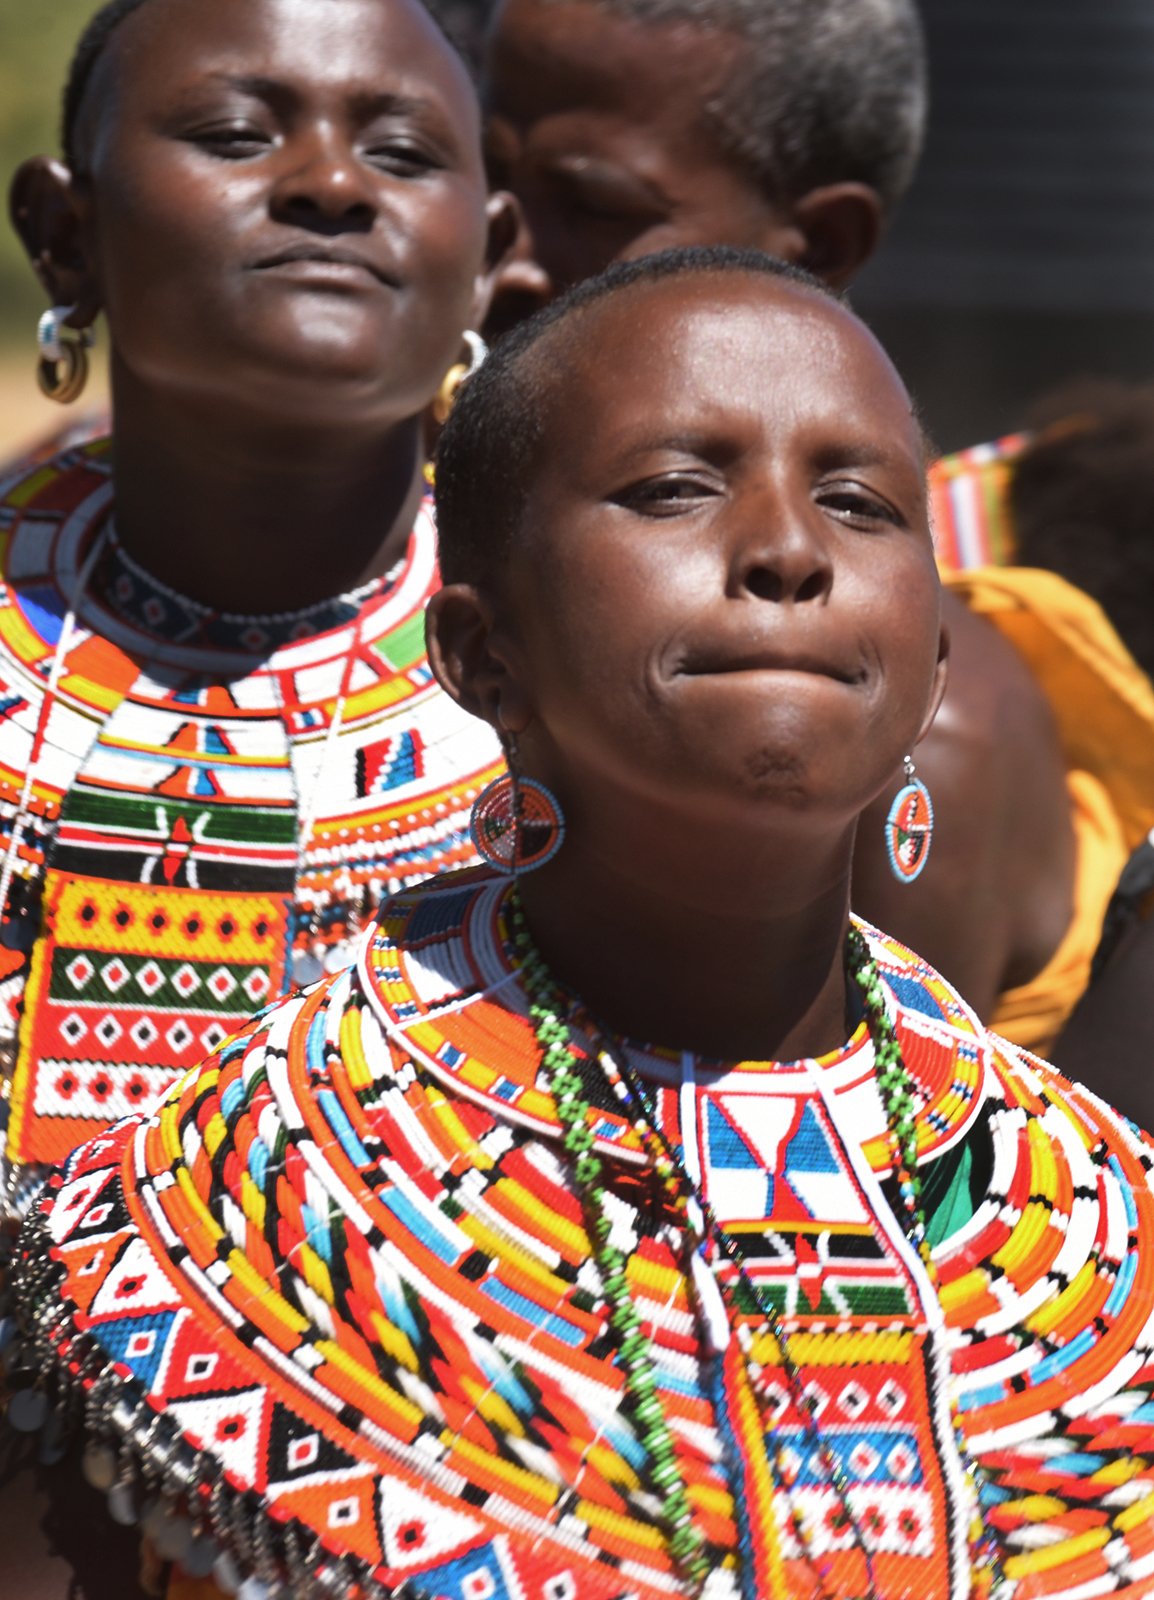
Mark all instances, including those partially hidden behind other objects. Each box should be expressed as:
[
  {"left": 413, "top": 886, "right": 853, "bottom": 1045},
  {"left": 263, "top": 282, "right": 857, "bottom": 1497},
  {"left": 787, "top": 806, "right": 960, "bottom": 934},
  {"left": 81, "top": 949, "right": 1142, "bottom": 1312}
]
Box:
[
  {"left": 730, "top": 505, "right": 834, "bottom": 604},
  {"left": 271, "top": 133, "right": 377, "bottom": 232}
]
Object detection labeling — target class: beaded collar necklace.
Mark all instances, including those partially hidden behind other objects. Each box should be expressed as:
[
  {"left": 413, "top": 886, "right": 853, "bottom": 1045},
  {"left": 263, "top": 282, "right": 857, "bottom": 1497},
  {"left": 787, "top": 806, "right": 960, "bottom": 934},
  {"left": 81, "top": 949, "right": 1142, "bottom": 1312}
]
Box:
[
  {"left": 99, "top": 518, "right": 385, "bottom": 656},
  {"left": 509, "top": 892, "right": 1001, "bottom": 1600},
  {"left": 0, "top": 517, "right": 394, "bottom": 970}
]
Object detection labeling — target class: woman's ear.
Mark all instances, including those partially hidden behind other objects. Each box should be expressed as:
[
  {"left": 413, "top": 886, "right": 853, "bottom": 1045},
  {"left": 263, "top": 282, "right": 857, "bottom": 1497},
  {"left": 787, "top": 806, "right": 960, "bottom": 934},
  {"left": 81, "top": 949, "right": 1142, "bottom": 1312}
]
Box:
[
  {"left": 916, "top": 618, "right": 951, "bottom": 744},
  {"left": 468, "top": 190, "right": 523, "bottom": 331},
  {"left": 9, "top": 157, "right": 101, "bottom": 327},
  {"left": 425, "top": 583, "right": 533, "bottom": 733},
  {"left": 790, "top": 182, "right": 883, "bottom": 290}
]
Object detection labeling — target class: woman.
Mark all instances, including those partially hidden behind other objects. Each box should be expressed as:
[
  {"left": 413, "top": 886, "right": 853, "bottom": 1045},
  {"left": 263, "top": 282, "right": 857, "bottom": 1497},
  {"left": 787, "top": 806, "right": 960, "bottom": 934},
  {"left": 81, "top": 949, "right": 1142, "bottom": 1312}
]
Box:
[
  {"left": 10, "top": 251, "right": 1154, "bottom": 1598},
  {"left": 478, "top": 0, "right": 1154, "bottom": 1072},
  {"left": 0, "top": 0, "right": 515, "bottom": 1191}
]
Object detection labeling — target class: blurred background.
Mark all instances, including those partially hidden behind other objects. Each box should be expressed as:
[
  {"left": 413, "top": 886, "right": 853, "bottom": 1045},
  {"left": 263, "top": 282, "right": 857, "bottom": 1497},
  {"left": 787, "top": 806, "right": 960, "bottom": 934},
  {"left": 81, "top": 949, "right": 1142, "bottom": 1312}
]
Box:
[
  {"left": 0, "top": 0, "right": 106, "bottom": 452},
  {"left": 856, "top": 0, "right": 1154, "bottom": 452},
  {"left": 1, "top": 0, "right": 1153, "bottom": 456}
]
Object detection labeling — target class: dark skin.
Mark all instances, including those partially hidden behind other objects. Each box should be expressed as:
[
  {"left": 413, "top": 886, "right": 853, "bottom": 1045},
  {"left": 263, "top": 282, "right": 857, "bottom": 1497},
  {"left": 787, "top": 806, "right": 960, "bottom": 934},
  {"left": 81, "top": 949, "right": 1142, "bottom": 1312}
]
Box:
[
  {"left": 480, "top": 0, "right": 882, "bottom": 334},
  {"left": 10, "top": 0, "right": 517, "bottom": 614},
  {"left": 480, "top": 0, "right": 1079, "bottom": 1023},
  {"left": 0, "top": 1442, "right": 150, "bottom": 1600},
  {"left": 1052, "top": 915, "right": 1154, "bottom": 1120},
  {"left": 430, "top": 274, "right": 948, "bottom": 1062},
  {"left": 1, "top": 0, "right": 515, "bottom": 1589},
  {"left": 854, "top": 588, "right": 1076, "bottom": 1016}
]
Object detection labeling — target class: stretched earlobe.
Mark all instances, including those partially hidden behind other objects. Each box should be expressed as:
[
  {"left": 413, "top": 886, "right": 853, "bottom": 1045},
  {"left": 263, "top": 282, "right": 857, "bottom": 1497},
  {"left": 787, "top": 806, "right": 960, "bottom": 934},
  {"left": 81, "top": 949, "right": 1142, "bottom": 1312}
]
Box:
[
  {"left": 791, "top": 182, "right": 884, "bottom": 289},
  {"left": 480, "top": 201, "right": 554, "bottom": 339},
  {"left": 425, "top": 583, "right": 532, "bottom": 734},
  {"left": 470, "top": 190, "right": 524, "bottom": 332},
  {"left": 916, "top": 621, "right": 951, "bottom": 745},
  {"left": 9, "top": 157, "right": 101, "bottom": 327}
]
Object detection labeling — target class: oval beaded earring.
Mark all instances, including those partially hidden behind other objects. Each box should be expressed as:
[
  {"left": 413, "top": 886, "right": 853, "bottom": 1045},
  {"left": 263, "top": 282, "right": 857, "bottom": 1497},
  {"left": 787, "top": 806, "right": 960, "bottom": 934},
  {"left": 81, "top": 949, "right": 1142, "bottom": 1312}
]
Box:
[
  {"left": 470, "top": 735, "right": 566, "bottom": 874},
  {"left": 885, "top": 755, "right": 934, "bottom": 883}
]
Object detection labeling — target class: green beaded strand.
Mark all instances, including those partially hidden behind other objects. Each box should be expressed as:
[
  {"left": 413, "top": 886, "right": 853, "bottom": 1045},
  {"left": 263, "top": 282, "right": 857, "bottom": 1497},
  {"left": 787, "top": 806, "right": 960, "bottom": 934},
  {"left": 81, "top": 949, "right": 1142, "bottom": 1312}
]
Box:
[
  {"left": 513, "top": 905, "right": 711, "bottom": 1594},
  {"left": 514, "top": 896, "right": 998, "bottom": 1599},
  {"left": 847, "top": 925, "right": 931, "bottom": 1268}
]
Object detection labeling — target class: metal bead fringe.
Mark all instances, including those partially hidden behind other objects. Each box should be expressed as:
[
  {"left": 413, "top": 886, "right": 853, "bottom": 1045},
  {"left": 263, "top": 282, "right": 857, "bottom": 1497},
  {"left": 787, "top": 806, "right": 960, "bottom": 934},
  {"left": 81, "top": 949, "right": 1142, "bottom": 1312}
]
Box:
[{"left": 3, "top": 1205, "right": 441, "bottom": 1600}]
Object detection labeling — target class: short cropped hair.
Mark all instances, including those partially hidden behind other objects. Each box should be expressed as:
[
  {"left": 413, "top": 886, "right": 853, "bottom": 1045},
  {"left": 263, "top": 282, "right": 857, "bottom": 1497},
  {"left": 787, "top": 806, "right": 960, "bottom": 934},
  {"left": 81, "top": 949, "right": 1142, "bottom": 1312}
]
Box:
[
  {"left": 434, "top": 246, "right": 836, "bottom": 587},
  {"left": 62, "top": 0, "right": 477, "bottom": 167},
  {"left": 527, "top": 0, "right": 927, "bottom": 216},
  {"left": 1012, "top": 381, "right": 1154, "bottom": 685},
  {"left": 63, "top": 0, "right": 148, "bottom": 166}
]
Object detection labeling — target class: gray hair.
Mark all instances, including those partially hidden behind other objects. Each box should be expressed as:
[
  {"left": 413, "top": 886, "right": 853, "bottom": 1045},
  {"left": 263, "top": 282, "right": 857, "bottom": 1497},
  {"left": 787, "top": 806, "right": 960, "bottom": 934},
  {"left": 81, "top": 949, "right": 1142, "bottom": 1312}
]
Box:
[{"left": 577, "top": 0, "right": 927, "bottom": 215}]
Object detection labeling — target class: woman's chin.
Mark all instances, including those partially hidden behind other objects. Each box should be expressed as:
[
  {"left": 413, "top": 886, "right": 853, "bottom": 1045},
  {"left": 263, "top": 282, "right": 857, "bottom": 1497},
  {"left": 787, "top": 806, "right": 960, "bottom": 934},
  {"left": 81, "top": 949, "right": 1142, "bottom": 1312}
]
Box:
[{"left": 134, "top": 345, "right": 428, "bottom": 435}]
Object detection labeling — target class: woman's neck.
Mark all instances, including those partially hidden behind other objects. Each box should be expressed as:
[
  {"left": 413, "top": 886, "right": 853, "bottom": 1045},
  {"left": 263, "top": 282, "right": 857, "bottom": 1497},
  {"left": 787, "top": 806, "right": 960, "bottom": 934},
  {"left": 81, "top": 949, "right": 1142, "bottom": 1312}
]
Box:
[
  {"left": 107, "top": 377, "right": 428, "bottom": 616},
  {"left": 517, "top": 806, "right": 858, "bottom": 1064}
]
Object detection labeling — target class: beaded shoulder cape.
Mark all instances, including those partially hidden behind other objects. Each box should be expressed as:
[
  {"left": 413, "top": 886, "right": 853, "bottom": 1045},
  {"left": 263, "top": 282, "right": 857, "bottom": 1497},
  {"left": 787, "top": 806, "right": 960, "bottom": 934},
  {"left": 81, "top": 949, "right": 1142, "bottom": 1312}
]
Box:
[
  {"left": 0, "top": 442, "right": 500, "bottom": 1171},
  {"left": 16, "top": 868, "right": 1154, "bottom": 1600}
]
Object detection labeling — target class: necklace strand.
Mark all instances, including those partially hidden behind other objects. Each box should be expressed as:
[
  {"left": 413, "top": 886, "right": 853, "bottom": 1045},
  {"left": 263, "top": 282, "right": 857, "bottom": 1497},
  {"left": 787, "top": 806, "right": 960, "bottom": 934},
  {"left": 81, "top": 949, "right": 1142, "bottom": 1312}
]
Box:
[
  {"left": 512, "top": 926, "right": 712, "bottom": 1588},
  {"left": 510, "top": 891, "right": 999, "bottom": 1600},
  {"left": 104, "top": 517, "right": 386, "bottom": 628},
  {"left": 0, "top": 528, "right": 109, "bottom": 948}
]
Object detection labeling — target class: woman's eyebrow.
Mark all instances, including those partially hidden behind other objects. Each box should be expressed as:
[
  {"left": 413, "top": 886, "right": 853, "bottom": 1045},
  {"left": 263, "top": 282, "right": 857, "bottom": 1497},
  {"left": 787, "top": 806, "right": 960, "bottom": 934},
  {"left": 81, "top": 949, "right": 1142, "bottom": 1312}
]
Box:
[
  {"left": 200, "top": 73, "right": 438, "bottom": 122},
  {"left": 825, "top": 442, "right": 918, "bottom": 468},
  {"left": 611, "top": 431, "right": 720, "bottom": 458}
]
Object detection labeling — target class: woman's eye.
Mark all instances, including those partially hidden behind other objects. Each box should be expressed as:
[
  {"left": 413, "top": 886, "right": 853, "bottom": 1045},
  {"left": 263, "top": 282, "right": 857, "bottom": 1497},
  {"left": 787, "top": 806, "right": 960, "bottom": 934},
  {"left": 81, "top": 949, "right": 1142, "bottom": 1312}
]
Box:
[
  {"left": 613, "top": 475, "right": 718, "bottom": 514},
  {"left": 188, "top": 125, "right": 271, "bottom": 158},
  {"left": 819, "top": 485, "right": 903, "bottom": 527},
  {"left": 566, "top": 191, "right": 653, "bottom": 225},
  {"left": 364, "top": 141, "right": 439, "bottom": 177},
  {"left": 556, "top": 175, "right": 664, "bottom": 228}
]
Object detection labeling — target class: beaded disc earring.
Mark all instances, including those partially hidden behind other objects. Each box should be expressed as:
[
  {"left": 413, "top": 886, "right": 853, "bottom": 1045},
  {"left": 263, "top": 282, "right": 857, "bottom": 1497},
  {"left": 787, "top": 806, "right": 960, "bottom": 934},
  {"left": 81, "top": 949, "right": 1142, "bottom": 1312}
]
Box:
[
  {"left": 885, "top": 755, "right": 934, "bottom": 883},
  {"left": 471, "top": 738, "right": 565, "bottom": 874}
]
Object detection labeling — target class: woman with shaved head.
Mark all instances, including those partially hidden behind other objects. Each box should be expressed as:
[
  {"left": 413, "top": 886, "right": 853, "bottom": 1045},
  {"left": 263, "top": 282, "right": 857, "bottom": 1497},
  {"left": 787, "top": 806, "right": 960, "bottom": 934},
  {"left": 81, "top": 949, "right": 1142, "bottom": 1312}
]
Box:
[{"left": 0, "top": 0, "right": 515, "bottom": 1219}]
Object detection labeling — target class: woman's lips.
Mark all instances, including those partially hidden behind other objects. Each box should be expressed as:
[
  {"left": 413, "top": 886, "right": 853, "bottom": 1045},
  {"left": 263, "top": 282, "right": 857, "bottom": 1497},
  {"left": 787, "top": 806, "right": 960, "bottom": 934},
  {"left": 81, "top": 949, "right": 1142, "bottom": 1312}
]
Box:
[
  {"left": 252, "top": 244, "right": 396, "bottom": 288},
  {"left": 680, "top": 647, "right": 865, "bottom": 685}
]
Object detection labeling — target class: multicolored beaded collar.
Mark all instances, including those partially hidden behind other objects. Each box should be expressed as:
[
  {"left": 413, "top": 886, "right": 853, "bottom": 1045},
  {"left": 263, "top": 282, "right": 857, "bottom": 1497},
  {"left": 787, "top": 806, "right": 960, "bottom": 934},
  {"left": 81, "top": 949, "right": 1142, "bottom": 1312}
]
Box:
[
  {"left": 507, "top": 892, "right": 997, "bottom": 1597},
  {"left": 362, "top": 871, "right": 992, "bottom": 1177},
  {"left": 10, "top": 869, "right": 1154, "bottom": 1599},
  {"left": 0, "top": 441, "right": 501, "bottom": 1177}
]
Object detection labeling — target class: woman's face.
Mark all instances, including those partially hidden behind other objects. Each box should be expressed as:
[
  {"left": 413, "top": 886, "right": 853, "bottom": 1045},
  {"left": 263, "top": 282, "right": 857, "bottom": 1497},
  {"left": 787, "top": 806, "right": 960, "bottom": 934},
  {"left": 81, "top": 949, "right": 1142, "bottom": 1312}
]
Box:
[
  {"left": 64, "top": 0, "right": 503, "bottom": 428},
  {"left": 492, "top": 274, "right": 946, "bottom": 838},
  {"left": 482, "top": 0, "right": 795, "bottom": 333}
]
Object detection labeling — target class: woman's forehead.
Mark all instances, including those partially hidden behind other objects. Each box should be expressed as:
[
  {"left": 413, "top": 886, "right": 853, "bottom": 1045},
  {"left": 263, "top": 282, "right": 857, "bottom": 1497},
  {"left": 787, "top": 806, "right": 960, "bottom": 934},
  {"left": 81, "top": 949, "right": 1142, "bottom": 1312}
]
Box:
[
  {"left": 80, "top": 0, "right": 476, "bottom": 133},
  {"left": 541, "top": 275, "right": 919, "bottom": 454}
]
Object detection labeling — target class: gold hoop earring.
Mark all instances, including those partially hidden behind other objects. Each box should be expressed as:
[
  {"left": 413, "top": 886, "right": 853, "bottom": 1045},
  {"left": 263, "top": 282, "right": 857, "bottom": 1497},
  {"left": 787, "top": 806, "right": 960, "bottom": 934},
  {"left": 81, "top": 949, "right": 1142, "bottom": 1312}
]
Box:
[
  {"left": 36, "top": 306, "right": 93, "bottom": 405},
  {"left": 431, "top": 330, "right": 487, "bottom": 425}
]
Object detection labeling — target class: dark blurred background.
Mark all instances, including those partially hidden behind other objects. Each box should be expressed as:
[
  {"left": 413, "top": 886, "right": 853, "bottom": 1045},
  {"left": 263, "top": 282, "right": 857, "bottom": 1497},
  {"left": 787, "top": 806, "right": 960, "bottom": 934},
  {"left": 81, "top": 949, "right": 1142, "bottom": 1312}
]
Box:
[
  {"left": 1, "top": 0, "right": 1153, "bottom": 454},
  {"left": 854, "top": 0, "right": 1154, "bottom": 451}
]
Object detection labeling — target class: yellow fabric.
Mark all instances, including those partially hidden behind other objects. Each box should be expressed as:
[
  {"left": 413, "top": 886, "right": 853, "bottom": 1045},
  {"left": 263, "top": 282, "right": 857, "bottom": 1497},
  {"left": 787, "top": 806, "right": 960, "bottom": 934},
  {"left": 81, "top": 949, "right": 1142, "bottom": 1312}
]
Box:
[
  {"left": 990, "top": 769, "right": 1126, "bottom": 1055},
  {"left": 944, "top": 567, "right": 1154, "bottom": 850},
  {"left": 943, "top": 566, "right": 1154, "bottom": 1055},
  {"left": 167, "top": 1576, "right": 225, "bottom": 1599}
]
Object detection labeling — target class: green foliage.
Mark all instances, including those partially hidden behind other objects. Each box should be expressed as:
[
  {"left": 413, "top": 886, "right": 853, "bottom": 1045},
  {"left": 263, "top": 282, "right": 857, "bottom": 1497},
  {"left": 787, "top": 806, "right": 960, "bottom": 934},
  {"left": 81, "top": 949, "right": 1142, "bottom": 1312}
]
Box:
[{"left": 0, "top": 0, "right": 97, "bottom": 346}]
